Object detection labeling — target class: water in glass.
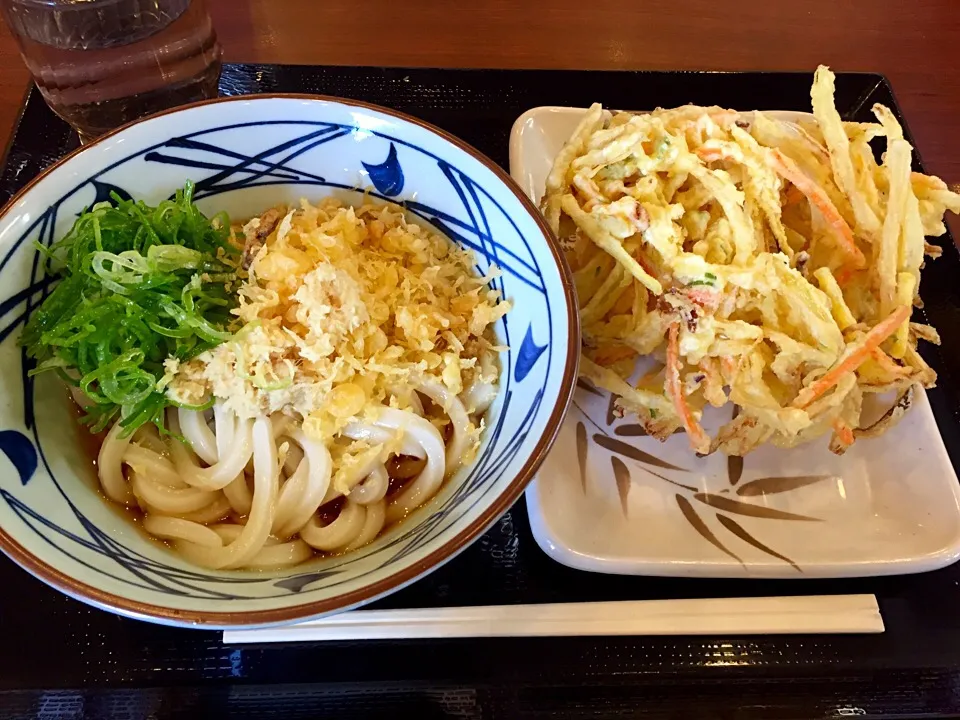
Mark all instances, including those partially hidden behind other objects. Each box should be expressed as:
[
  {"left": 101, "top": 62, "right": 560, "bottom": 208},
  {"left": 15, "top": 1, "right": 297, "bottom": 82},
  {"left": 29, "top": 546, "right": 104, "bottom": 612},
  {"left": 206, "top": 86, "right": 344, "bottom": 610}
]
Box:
[{"left": 1, "top": 0, "right": 222, "bottom": 142}]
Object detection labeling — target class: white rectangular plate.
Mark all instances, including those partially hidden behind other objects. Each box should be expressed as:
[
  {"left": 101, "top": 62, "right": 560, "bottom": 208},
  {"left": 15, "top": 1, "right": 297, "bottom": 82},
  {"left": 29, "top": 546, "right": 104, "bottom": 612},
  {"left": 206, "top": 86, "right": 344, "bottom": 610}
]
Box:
[{"left": 511, "top": 105, "right": 960, "bottom": 578}]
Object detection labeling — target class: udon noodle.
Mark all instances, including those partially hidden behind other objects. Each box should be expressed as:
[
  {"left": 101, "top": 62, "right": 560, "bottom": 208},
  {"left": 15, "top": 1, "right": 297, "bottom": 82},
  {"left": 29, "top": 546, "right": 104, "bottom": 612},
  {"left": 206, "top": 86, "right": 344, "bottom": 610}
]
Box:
[{"left": 92, "top": 197, "right": 507, "bottom": 570}]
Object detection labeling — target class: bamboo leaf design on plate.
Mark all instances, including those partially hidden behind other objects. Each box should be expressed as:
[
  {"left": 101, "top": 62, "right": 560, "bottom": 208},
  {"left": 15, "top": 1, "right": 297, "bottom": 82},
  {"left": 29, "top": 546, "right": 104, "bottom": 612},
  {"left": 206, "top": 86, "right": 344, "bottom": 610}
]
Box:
[
  {"left": 576, "top": 421, "right": 588, "bottom": 494},
  {"left": 675, "top": 495, "right": 744, "bottom": 566},
  {"left": 577, "top": 378, "right": 603, "bottom": 397},
  {"left": 727, "top": 455, "right": 744, "bottom": 486},
  {"left": 606, "top": 393, "right": 619, "bottom": 425},
  {"left": 715, "top": 514, "right": 801, "bottom": 573},
  {"left": 611, "top": 456, "right": 631, "bottom": 517},
  {"left": 693, "top": 493, "right": 820, "bottom": 521},
  {"left": 593, "top": 434, "right": 688, "bottom": 472},
  {"left": 642, "top": 467, "right": 698, "bottom": 492},
  {"left": 614, "top": 424, "right": 647, "bottom": 437},
  {"left": 736, "top": 475, "right": 833, "bottom": 497}
]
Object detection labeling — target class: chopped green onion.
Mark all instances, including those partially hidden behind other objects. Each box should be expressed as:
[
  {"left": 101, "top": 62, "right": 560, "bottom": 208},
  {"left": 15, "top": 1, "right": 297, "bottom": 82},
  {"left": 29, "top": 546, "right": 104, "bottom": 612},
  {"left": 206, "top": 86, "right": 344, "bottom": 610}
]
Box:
[
  {"left": 655, "top": 137, "right": 671, "bottom": 159},
  {"left": 20, "top": 181, "right": 239, "bottom": 437}
]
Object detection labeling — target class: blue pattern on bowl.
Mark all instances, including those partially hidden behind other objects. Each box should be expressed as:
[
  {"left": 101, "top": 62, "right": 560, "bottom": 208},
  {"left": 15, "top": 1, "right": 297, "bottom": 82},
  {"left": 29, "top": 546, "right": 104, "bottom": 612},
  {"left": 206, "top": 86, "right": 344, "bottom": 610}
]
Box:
[
  {"left": 361, "top": 142, "right": 404, "bottom": 196},
  {"left": 0, "top": 97, "right": 575, "bottom": 626}
]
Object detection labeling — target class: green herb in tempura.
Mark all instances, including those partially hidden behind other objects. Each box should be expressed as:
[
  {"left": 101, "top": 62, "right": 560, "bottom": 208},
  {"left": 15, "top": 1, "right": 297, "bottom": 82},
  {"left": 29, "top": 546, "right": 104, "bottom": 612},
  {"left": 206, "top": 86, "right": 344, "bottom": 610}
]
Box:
[
  {"left": 688, "top": 272, "right": 718, "bottom": 288},
  {"left": 20, "top": 181, "right": 240, "bottom": 436}
]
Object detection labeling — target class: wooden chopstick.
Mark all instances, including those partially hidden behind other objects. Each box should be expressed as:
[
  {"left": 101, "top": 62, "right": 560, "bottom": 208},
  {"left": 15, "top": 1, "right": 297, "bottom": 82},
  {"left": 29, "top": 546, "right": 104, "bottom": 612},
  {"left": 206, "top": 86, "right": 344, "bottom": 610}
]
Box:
[{"left": 223, "top": 594, "right": 882, "bottom": 644}]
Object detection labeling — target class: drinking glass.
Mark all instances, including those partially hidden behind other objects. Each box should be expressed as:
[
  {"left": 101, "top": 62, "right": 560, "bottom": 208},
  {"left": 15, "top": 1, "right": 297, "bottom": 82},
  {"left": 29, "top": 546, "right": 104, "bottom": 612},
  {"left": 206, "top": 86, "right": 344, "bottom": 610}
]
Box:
[{"left": 1, "top": 0, "right": 223, "bottom": 143}]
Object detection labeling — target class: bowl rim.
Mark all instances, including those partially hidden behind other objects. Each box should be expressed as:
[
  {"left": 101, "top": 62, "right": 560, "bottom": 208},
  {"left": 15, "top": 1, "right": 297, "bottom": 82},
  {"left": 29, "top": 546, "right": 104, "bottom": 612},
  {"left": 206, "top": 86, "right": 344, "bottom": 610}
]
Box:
[{"left": 0, "top": 92, "right": 581, "bottom": 626}]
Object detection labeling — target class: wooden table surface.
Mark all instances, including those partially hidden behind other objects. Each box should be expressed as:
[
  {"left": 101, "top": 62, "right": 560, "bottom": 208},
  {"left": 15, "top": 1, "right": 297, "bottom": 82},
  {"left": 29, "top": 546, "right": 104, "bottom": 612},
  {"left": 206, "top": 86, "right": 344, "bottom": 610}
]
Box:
[{"left": 0, "top": 0, "right": 957, "bottom": 183}]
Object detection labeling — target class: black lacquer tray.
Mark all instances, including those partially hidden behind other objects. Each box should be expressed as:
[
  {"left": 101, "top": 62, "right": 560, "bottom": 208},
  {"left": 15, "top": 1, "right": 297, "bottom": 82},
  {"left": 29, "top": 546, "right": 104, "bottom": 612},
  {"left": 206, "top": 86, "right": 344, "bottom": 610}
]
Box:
[{"left": 1, "top": 64, "right": 960, "bottom": 719}]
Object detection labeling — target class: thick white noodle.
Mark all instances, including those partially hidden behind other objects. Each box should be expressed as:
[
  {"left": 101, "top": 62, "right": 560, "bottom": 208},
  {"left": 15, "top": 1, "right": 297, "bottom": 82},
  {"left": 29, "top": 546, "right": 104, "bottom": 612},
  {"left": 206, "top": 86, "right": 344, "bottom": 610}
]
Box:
[
  {"left": 417, "top": 379, "right": 471, "bottom": 474},
  {"left": 175, "top": 416, "right": 278, "bottom": 569},
  {"left": 334, "top": 423, "right": 425, "bottom": 506},
  {"left": 222, "top": 476, "right": 253, "bottom": 515},
  {"left": 213, "top": 404, "right": 235, "bottom": 450},
  {"left": 388, "top": 385, "right": 424, "bottom": 415},
  {"left": 274, "top": 429, "right": 333, "bottom": 538},
  {"left": 344, "top": 500, "right": 386, "bottom": 551},
  {"left": 169, "top": 495, "right": 232, "bottom": 524},
  {"left": 123, "top": 445, "right": 184, "bottom": 487},
  {"left": 280, "top": 440, "right": 304, "bottom": 476},
  {"left": 178, "top": 408, "right": 218, "bottom": 464},
  {"left": 97, "top": 373, "right": 475, "bottom": 568},
  {"left": 350, "top": 463, "right": 389, "bottom": 505},
  {"left": 131, "top": 470, "right": 219, "bottom": 514},
  {"left": 369, "top": 407, "right": 446, "bottom": 524},
  {"left": 340, "top": 423, "right": 392, "bottom": 445},
  {"left": 170, "top": 414, "right": 255, "bottom": 491},
  {"left": 273, "top": 459, "right": 309, "bottom": 535},
  {"left": 142, "top": 516, "right": 223, "bottom": 548},
  {"left": 409, "top": 391, "right": 425, "bottom": 416},
  {"left": 270, "top": 413, "right": 295, "bottom": 438},
  {"left": 98, "top": 422, "right": 135, "bottom": 504},
  {"left": 467, "top": 349, "right": 500, "bottom": 414},
  {"left": 211, "top": 523, "right": 286, "bottom": 545},
  {"left": 213, "top": 405, "right": 253, "bottom": 514},
  {"left": 301, "top": 499, "right": 366, "bottom": 551},
  {"left": 210, "top": 524, "right": 242, "bottom": 544},
  {"left": 341, "top": 423, "right": 427, "bottom": 459},
  {"left": 245, "top": 539, "right": 314, "bottom": 569},
  {"left": 336, "top": 449, "right": 390, "bottom": 499},
  {"left": 336, "top": 422, "right": 427, "bottom": 501},
  {"left": 70, "top": 385, "right": 94, "bottom": 411},
  {"left": 132, "top": 425, "right": 168, "bottom": 455},
  {"left": 460, "top": 379, "right": 498, "bottom": 415}
]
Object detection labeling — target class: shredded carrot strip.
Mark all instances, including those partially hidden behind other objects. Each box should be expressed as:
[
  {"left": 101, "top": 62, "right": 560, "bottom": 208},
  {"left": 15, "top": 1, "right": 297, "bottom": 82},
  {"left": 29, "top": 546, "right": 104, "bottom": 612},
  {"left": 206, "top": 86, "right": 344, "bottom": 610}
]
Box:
[
  {"left": 720, "top": 355, "right": 738, "bottom": 380},
  {"left": 633, "top": 248, "right": 656, "bottom": 278},
  {"left": 793, "top": 305, "right": 911, "bottom": 409},
  {"left": 832, "top": 419, "right": 855, "bottom": 447},
  {"left": 683, "top": 287, "right": 721, "bottom": 309},
  {"left": 766, "top": 149, "right": 866, "bottom": 269},
  {"left": 695, "top": 147, "right": 725, "bottom": 163},
  {"left": 666, "top": 323, "right": 710, "bottom": 452},
  {"left": 834, "top": 266, "right": 856, "bottom": 286}
]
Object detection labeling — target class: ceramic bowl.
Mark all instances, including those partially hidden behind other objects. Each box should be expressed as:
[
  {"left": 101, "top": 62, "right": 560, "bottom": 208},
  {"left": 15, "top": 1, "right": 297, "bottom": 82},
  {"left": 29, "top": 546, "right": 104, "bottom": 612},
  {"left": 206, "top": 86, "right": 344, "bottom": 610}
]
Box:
[{"left": 0, "top": 96, "right": 578, "bottom": 627}]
